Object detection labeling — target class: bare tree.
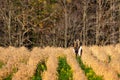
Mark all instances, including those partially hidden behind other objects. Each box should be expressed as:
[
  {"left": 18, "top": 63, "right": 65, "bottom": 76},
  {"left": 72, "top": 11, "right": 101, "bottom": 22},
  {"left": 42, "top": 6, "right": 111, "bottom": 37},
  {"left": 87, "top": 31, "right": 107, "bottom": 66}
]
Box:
[
  {"left": 110, "top": 0, "right": 116, "bottom": 44},
  {"left": 0, "top": 0, "right": 13, "bottom": 45},
  {"left": 96, "top": 0, "right": 102, "bottom": 45},
  {"left": 64, "top": 0, "right": 68, "bottom": 48},
  {"left": 118, "top": 0, "right": 120, "bottom": 43},
  {"left": 82, "top": 0, "right": 88, "bottom": 45},
  {"left": 0, "top": 0, "right": 120, "bottom": 48}
]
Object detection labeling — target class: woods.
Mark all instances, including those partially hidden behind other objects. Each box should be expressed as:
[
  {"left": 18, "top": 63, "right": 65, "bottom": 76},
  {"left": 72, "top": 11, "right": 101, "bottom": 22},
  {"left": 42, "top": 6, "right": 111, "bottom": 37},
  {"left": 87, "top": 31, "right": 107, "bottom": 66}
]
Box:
[{"left": 0, "top": 0, "right": 120, "bottom": 48}]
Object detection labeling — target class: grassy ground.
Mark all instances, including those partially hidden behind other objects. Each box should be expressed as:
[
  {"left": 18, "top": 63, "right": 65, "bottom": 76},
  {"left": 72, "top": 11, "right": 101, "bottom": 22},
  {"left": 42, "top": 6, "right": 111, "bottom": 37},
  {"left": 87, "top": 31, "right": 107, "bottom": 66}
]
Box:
[
  {"left": 118, "top": 74, "right": 120, "bottom": 78},
  {"left": 57, "top": 57, "right": 73, "bottom": 80},
  {"left": 76, "top": 56, "right": 103, "bottom": 80},
  {"left": 32, "top": 62, "right": 47, "bottom": 80},
  {"left": 3, "top": 67, "right": 18, "bottom": 80},
  {"left": 0, "top": 61, "right": 4, "bottom": 68},
  {"left": 3, "top": 75, "right": 12, "bottom": 80}
]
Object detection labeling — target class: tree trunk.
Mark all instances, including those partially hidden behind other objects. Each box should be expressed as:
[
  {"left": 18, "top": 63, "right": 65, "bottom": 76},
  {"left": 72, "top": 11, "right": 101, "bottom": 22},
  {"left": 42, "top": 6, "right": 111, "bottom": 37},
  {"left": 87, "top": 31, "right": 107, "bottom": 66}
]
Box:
[
  {"left": 96, "top": 0, "right": 101, "bottom": 45},
  {"left": 83, "top": 0, "right": 87, "bottom": 45},
  {"left": 110, "top": 0, "right": 116, "bottom": 44},
  {"left": 64, "top": 3, "right": 68, "bottom": 48},
  {"left": 119, "top": 1, "right": 120, "bottom": 43},
  {"left": 8, "top": 10, "right": 11, "bottom": 45},
  {"left": 119, "top": 25, "right": 120, "bottom": 43}
]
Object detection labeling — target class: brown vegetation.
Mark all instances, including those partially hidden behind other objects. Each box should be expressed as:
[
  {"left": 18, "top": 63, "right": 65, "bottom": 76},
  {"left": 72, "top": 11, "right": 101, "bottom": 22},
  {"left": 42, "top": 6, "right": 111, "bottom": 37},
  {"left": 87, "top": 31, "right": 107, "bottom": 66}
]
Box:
[
  {"left": 82, "top": 46, "right": 119, "bottom": 80},
  {"left": 0, "top": 44, "right": 120, "bottom": 80},
  {"left": 0, "top": 0, "right": 120, "bottom": 47}
]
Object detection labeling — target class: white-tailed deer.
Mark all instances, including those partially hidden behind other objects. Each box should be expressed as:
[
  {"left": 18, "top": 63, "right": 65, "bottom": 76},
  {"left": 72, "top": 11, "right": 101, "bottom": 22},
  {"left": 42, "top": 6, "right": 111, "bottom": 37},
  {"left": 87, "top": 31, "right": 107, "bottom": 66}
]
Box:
[{"left": 73, "top": 39, "right": 82, "bottom": 57}]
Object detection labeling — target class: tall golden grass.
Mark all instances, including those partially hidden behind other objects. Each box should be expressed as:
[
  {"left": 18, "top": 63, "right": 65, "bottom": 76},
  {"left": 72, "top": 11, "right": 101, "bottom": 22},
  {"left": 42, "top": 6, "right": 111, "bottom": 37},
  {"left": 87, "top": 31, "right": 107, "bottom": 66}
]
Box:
[
  {"left": 89, "top": 44, "right": 120, "bottom": 74},
  {"left": 12, "top": 47, "right": 48, "bottom": 80},
  {"left": 42, "top": 52, "right": 58, "bottom": 80},
  {"left": 0, "top": 47, "right": 15, "bottom": 64},
  {"left": 0, "top": 44, "right": 119, "bottom": 80},
  {"left": 90, "top": 46, "right": 109, "bottom": 63},
  {"left": 103, "top": 45, "right": 120, "bottom": 74},
  {"left": 0, "top": 47, "right": 30, "bottom": 80},
  {"left": 82, "top": 46, "right": 119, "bottom": 80},
  {"left": 64, "top": 48, "right": 87, "bottom": 80}
]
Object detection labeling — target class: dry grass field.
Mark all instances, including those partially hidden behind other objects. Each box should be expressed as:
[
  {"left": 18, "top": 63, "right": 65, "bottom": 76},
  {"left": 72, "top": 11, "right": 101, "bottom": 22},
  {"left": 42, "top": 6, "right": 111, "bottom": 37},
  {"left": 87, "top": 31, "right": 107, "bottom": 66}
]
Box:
[{"left": 0, "top": 44, "right": 120, "bottom": 80}]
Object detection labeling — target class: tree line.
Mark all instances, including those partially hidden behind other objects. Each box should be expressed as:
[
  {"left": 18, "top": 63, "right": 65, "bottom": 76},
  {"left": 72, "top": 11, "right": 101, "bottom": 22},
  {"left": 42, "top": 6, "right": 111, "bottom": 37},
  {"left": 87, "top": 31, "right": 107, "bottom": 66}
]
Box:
[{"left": 0, "top": 0, "right": 120, "bottom": 48}]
